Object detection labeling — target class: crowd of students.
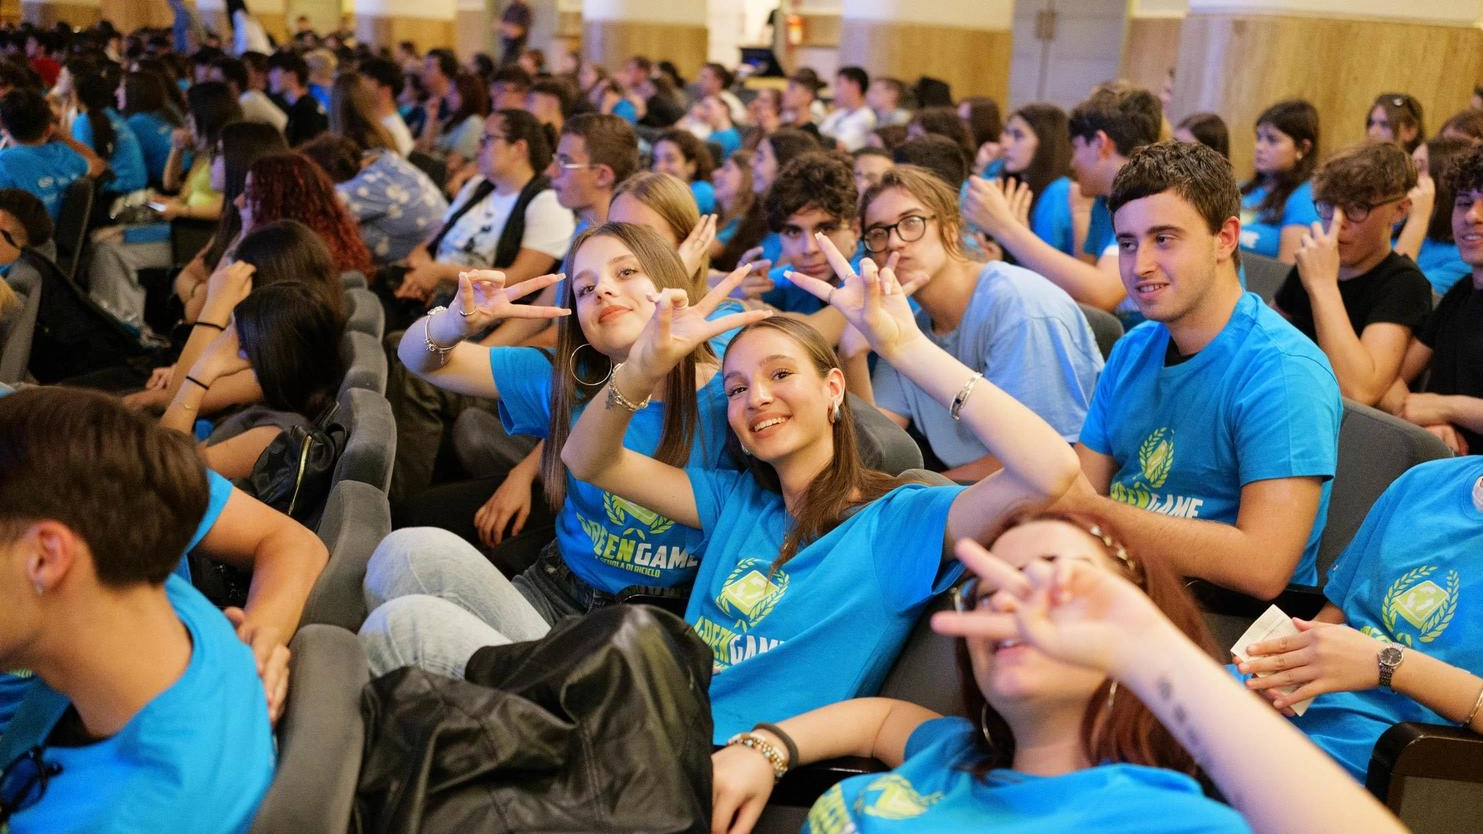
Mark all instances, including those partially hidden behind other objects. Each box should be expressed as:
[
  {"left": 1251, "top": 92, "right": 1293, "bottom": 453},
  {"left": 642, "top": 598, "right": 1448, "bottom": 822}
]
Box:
[{"left": 2, "top": 12, "right": 1482, "bottom": 834}]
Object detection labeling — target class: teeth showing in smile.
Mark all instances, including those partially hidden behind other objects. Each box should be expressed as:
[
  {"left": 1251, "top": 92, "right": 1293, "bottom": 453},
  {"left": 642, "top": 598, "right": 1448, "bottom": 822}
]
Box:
[
  {"left": 751, "top": 417, "right": 786, "bottom": 433},
  {"left": 1136, "top": 283, "right": 1168, "bottom": 295}
]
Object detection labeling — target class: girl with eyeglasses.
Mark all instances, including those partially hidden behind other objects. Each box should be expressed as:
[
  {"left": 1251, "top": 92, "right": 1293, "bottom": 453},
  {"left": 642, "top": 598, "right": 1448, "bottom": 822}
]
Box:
[
  {"left": 710, "top": 512, "right": 1408, "bottom": 834},
  {"left": 1367, "top": 93, "right": 1425, "bottom": 154},
  {"left": 851, "top": 165, "right": 1101, "bottom": 482},
  {"left": 560, "top": 241, "right": 1081, "bottom": 745},
  {"left": 1239, "top": 99, "right": 1321, "bottom": 263}
]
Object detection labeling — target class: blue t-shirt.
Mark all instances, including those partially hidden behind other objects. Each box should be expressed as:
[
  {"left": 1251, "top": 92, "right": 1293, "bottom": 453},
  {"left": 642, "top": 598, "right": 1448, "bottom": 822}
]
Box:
[
  {"left": 1239, "top": 181, "right": 1319, "bottom": 258},
  {"left": 1079, "top": 293, "right": 1340, "bottom": 585},
  {"left": 1412, "top": 237, "right": 1468, "bottom": 295},
  {"left": 806, "top": 716, "right": 1251, "bottom": 833},
  {"left": 1293, "top": 457, "right": 1483, "bottom": 780},
  {"left": 759, "top": 231, "right": 783, "bottom": 264},
  {"left": 5, "top": 575, "right": 275, "bottom": 834},
  {"left": 685, "top": 474, "right": 964, "bottom": 741},
  {"left": 612, "top": 98, "right": 638, "bottom": 125},
  {"left": 716, "top": 215, "right": 741, "bottom": 246},
  {"left": 0, "top": 142, "right": 89, "bottom": 219},
  {"left": 492, "top": 346, "right": 736, "bottom": 594},
  {"left": 711, "top": 127, "right": 742, "bottom": 160},
  {"left": 125, "top": 111, "right": 175, "bottom": 187},
  {"left": 1029, "top": 175, "right": 1076, "bottom": 257},
  {"left": 689, "top": 179, "right": 717, "bottom": 215},
  {"left": 72, "top": 108, "right": 147, "bottom": 194},
  {"left": 1084, "top": 196, "right": 1116, "bottom": 258},
  {"left": 874, "top": 262, "right": 1103, "bottom": 466}
]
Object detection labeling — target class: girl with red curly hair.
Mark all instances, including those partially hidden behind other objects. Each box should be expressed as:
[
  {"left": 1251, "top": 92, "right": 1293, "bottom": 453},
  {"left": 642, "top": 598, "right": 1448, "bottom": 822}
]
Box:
[{"left": 238, "top": 152, "right": 373, "bottom": 277}]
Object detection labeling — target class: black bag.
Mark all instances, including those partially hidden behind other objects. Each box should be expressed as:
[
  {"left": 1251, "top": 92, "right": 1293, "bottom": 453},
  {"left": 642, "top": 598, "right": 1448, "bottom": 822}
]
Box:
[
  {"left": 16, "top": 249, "right": 161, "bottom": 384},
  {"left": 241, "top": 403, "right": 347, "bottom": 525},
  {"left": 355, "top": 605, "right": 715, "bottom": 834}
]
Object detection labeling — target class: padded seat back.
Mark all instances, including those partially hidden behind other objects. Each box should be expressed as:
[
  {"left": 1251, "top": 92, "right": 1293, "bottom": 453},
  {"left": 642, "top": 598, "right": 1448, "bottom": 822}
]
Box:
[
  {"left": 849, "top": 392, "right": 924, "bottom": 475},
  {"left": 1241, "top": 252, "right": 1288, "bottom": 303},
  {"left": 346, "top": 287, "right": 384, "bottom": 340},
  {"left": 340, "top": 270, "right": 368, "bottom": 289},
  {"left": 331, "top": 386, "right": 396, "bottom": 492},
  {"left": 1078, "top": 303, "right": 1124, "bottom": 360},
  {"left": 877, "top": 593, "right": 965, "bottom": 718},
  {"left": 0, "top": 261, "right": 42, "bottom": 384},
  {"left": 303, "top": 480, "right": 391, "bottom": 631},
  {"left": 339, "top": 329, "right": 388, "bottom": 396},
  {"left": 54, "top": 177, "right": 94, "bottom": 281}
]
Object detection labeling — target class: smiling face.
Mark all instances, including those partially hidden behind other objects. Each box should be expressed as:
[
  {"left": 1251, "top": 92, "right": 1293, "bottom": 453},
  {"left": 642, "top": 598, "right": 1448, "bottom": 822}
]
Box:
[
  {"left": 1454, "top": 188, "right": 1483, "bottom": 269},
  {"left": 779, "top": 208, "right": 857, "bottom": 282},
  {"left": 651, "top": 139, "right": 695, "bottom": 182},
  {"left": 721, "top": 325, "right": 843, "bottom": 464},
  {"left": 1113, "top": 189, "right": 1236, "bottom": 325},
  {"left": 567, "top": 233, "right": 660, "bottom": 356},
  {"left": 1000, "top": 114, "right": 1039, "bottom": 175},
  {"left": 966, "top": 520, "right": 1114, "bottom": 710}
]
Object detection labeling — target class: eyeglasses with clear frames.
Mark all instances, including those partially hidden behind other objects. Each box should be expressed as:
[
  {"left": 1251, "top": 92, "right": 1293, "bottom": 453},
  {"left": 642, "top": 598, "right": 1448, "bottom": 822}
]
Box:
[
  {"left": 862, "top": 214, "right": 935, "bottom": 254},
  {"left": 552, "top": 156, "right": 601, "bottom": 171}
]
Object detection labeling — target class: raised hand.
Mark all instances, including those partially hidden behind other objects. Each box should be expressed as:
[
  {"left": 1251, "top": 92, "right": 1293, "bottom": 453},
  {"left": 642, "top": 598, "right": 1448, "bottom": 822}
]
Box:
[
  {"left": 623, "top": 264, "right": 772, "bottom": 384},
  {"left": 426, "top": 270, "right": 570, "bottom": 347},
  {"left": 200, "top": 260, "right": 255, "bottom": 325},
  {"left": 962, "top": 176, "right": 1026, "bottom": 236},
  {"left": 190, "top": 322, "right": 251, "bottom": 384},
  {"left": 931, "top": 538, "right": 1165, "bottom": 679},
  {"left": 1238, "top": 619, "right": 1385, "bottom": 711},
  {"left": 788, "top": 237, "right": 922, "bottom": 360},
  {"left": 678, "top": 213, "right": 718, "bottom": 277},
  {"left": 1004, "top": 178, "right": 1034, "bottom": 228},
  {"left": 1295, "top": 212, "right": 1343, "bottom": 289}
]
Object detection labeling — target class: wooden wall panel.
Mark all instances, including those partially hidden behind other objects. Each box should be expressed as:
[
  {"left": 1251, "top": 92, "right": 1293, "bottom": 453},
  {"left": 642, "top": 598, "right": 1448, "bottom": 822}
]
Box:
[
  {"left": 358, "top": 15, "right": 457, "bottom": 55},
  {"left": 98, "top": 0, "right": 171, "bottom": 31},
  {"left": 454, "top": 9, "right": 490, "bottom": 62},
  {"left": 22, "top": 1, "right": 100, "bottom": 28},
  {"left": 1172, "top": 12, "right": 1483, "bottom": 178},
  {"left": 582, "top": 20, "right": 707, "bottom": 81},
  {"left": 839, "top": 21, "right": 1009, "bottom": 104},
  {"left": 1120, "top": 16, "right": 1182, "bottom": 97}
]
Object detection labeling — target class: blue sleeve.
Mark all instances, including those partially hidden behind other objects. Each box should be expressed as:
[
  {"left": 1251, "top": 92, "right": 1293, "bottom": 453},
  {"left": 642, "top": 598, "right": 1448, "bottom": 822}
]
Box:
[
  {"left": 1323, "top": 470, "right": 1403, "bottom": 608},
  {"left": 903, "top": 716, "right": 971, "bottom": 760},
  {"left": 1281, "top": 182, "right": 1320, "bottom": 228},
  {"left": 1232, "top": 351, "right": 1340, "bottom": 485},
  {"left": 1084, "top": 198, "right": 1114, "bottom": 257},
  {"left": 71, "top": 116, "right": 93, "bottom": 148},
  {"left": 1030, "top": 178, "right": 1076, "bottom": 256},
  {"left": 490, "top": 347, "right": 555, "bottom": 439},
  {"left": 686, "top": 466, "right": 751, "bottom": 533},
  {"left": 186, "top": 471, "right": 235, "bottom": 553},
  {"left": 613, "top": 100, "right": 638, "bottom": 124},
  {"left": 690, "top": 180, "right": 717, "bottom": 215},
  {"left": 873, "top": 485, "right": 966, "bottom": 612}
]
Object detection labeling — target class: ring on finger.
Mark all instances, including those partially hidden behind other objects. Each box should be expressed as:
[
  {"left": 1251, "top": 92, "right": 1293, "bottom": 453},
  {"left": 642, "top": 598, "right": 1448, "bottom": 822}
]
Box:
[{"left": 459, "top": 307, "right": 475, "bottom": 317}]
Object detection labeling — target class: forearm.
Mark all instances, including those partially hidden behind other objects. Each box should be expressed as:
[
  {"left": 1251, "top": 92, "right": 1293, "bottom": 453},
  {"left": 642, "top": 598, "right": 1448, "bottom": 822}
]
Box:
[
  {"left": 163, "top": 146, "right": 187, "bottom": 192},
  {"left": 1307, "top": 284, "right": 1388, "bottom": 404},
  {"left": 1121, "top": 627, "right": 1405, "bottom": 834},
  {"left": 940, "top": 453, "right": 1003, "bottom": 483},
  {"left": 161, "top": 374, "right": 211, "bottom": 433},
  {"left": 1392, "top": 651, "right": 1483, "bottom": 733},
  {"left": 56, "top": 132, "right": 106, "bottom": 176},
  {"left": 562, "top": 362, "right": 651, "bottom": 483},
  {"left": 239, "top": 526, "right": 328, "bottom": 638},
  {"left": 760, "top": 698, "right": 936, "bottom": 770},
  {"left": 1393, "top": 214, "right": 1427, "bottom": 261},
  {"left": 166, "top": 323, "right": 226, "bottom": 402},
  {"left": 395, "top": 311, "right": 500, "bottom": 395},
  {"left": 992, "top": 221, "right": 1125, "bottom": 311},
  {"left": 1435, "top": 395, "right": 1483, "bottom": 434}
]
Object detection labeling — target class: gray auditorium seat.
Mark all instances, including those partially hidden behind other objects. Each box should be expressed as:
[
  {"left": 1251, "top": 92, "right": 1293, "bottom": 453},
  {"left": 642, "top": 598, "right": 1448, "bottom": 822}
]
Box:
[
  {"left": 339, "top": 329, "right": 389, "bottom": 397},
  {"left": 331, "top": 386, "right": 396, "bottom": 492},
  {"left": 302, "top": 479, "right": 391, "bottom": 632}
]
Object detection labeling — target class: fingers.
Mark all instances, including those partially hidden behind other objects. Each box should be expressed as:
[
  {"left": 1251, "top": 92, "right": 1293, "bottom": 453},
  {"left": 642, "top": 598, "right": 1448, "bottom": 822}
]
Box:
[
  {"left": 784, "top": 269, "right": 837, "bottom": 303},
  {"left": 814, "top": 231, "right": 854, "bottom": 283},
  {"left": 702, "top": 262, "right": 757, "bottom": 309},
  {"left": 955, "top": 538, "right": 1032, "bottom": 597},
  {"left": 264, "top": 645, "right": 291, "bottom": 726},
  {"left": 502, "top": 271, "right": 566, "bottom": 301},
  {"left": 930, "top": 607, "right": 1019, "bottom": 640}
]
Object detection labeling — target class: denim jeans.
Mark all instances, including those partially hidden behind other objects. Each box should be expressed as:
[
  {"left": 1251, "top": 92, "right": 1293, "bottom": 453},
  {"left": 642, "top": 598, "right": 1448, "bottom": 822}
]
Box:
[{"left": 358, "top": 527, "right": 613, "bottom": 677}]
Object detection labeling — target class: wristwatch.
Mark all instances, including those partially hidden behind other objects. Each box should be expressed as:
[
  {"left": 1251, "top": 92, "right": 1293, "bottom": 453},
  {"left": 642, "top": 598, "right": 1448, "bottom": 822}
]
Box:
[{"left": 1378, "top": 643, "right": 1405, "bottom": 690}]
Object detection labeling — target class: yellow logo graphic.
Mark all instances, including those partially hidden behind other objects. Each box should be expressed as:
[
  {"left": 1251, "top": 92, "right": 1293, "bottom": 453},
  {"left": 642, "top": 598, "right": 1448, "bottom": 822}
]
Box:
[
  {"left": 716, "top": 559, "right": 789, "bottom": 631},
  {"left": 604, "top": 492, "right": 674, "bottom": 539},
  {"left": 1381, "top": 566, "right": 1460, "bottom": 645},
  {"left": 855, "top": 775, "right": 942, "bottom": 821},
  {"left": 1109, "top": 427, "right": 1174, "bottom": 509}
]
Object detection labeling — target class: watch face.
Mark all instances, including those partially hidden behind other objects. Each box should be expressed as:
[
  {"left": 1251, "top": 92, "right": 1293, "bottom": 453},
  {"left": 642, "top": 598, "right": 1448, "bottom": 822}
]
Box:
[{"left": 1379, "top": 645, "right": 1403, "bottom": 666}]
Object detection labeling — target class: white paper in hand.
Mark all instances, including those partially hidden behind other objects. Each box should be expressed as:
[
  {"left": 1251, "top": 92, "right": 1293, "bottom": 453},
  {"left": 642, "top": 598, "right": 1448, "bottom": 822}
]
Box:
[{"left": 1231, "top": 604, "right": 1314, "bottom": 716}]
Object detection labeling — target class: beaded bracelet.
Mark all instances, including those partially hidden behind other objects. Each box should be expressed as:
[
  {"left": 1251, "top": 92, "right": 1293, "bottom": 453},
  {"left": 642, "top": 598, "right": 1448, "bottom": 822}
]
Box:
[
  {"left": 726, "top": 732, "right": 788, "bottom": 782},
  {"left": 605, "top": 362, "right": 652, "bottom": 413},
  {"left": 753, "top": 723, "right": 799, "bottom": 772},
  {"left": 423, "top": 306, "right": 458, "bottom": 366},
  {"left": 950, "top": 372, "right": 984, "bottom": 422}
]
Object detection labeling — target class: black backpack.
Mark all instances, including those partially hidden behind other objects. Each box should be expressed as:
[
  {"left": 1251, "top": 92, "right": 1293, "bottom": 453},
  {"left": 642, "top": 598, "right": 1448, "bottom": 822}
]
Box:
[{"left": 15, "top": 249, "right": 161, "bottom": 384}]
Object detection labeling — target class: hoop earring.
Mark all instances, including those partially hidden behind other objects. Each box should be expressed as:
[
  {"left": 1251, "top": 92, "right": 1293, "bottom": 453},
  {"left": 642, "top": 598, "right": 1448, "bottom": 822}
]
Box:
[
  {"left": 979, "top": 702, "right": 993, "bottom": 745},
  {"left": 1106, "top": 680, "right": 1118, "bottom": 712},
  {"left": 569, "top": 343, "right": 612, "bottom": 387},
  {"left": 829, "top": 400, "right": 841, "bottom": 424}
]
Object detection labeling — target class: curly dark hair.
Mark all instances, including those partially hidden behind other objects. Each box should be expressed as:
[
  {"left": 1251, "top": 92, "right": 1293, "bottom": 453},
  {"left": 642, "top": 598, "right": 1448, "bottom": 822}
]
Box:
[
  {"left": 1445, "top": 142, "right": 1483, "bottom": 206},
  {"left": 764, "top": 150, "right": 857, "bottom": 232}
]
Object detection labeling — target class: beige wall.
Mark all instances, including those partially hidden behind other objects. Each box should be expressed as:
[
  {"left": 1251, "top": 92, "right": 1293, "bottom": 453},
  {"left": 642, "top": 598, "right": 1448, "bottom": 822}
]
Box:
[{"left": 838, "top": 21, "right": 1010, "bottom": 103}]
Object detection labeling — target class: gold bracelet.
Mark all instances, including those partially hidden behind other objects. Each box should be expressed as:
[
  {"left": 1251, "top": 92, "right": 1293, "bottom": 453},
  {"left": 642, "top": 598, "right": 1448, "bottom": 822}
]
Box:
[
  {"left": 1465, "top": 681, "right": 1483, "bottom": 729},
  {"left": 725, "top": 732, "right": 788, "bottom": 781},
  {"left": 604, "top": 362, "right": 651, "bottom": 413}
]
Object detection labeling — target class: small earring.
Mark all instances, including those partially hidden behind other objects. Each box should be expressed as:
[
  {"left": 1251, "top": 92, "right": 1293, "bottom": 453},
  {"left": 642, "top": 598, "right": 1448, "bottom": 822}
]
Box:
[
  {"left": 33, "top": 580, "right": 43, "bottom": 597},
  {"left": 829, "top": 400, "right": 841, "bottom": 424},
  {"left": 979, "top": 702, "right": 993, "bottom": 745},
  {"left": 1106, "top": 680, "right": 1119, "bottom": 712}
]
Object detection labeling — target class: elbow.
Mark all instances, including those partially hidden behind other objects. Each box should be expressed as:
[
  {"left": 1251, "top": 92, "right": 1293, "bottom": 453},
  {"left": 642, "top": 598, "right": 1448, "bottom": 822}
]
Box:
[
  {"left": 1245, "top": 572, "right": 1293, "bottom": 603},
  {"left": 1337, "top": 377, "right": 1385, "bottom": 408},
  {"left": 560, "top": 440, "right": 597, "bottom": 482}
]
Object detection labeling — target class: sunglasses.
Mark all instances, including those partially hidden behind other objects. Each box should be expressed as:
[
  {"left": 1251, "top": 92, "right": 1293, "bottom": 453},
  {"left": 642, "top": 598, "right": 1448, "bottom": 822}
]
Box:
[{"left": 0, "top": 746, "right": 62, "bottom": 826}]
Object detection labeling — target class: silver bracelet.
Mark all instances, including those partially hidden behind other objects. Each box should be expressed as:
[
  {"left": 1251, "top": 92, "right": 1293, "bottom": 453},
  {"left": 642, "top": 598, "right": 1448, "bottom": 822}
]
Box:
[
  {"left": 950, "top": 372, "right": 984, "bottom": 422},
  {"left": 423, "top": 306, "right": 458, "bottom": 366},
  {"left": 605, "top": 362, "right": 652, "bottom": 413}
]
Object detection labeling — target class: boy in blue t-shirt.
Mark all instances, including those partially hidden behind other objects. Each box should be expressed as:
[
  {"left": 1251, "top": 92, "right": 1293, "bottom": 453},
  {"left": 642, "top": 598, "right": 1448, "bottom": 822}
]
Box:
[
  {"left": 0, "top": 387, "right": 274, "bottom": 834},
  {"left": 0, "top": 88, "right": 92, "bottom": 220},
  {"left": 1070, "top": 141, "right": 1341, "bottom": 599}
]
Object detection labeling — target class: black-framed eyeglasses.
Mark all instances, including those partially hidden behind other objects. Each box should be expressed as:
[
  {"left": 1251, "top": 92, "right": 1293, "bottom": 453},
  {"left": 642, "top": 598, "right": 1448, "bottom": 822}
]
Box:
[
  {"left": 0, "top": 228, "right": 17, "bottom": 250},
  {"left": 862, "top": 214, "right": 934, "bottom": 253},
  {"left": 1314, "top": 194, "right": 1407, "bottom": 224},
  {"left": 952, "top": 523, "right": 1143, "bottom": 613},
  {"left": 0, "top": 746, "right": 62, "bottom": 826},
  {"left": 478, "top": 132, "right": 506, "bottom": 148}
]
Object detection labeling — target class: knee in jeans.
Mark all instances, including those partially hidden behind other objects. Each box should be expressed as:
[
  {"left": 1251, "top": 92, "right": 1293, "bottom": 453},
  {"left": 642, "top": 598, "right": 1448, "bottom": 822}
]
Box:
[{"left": 364, "top": 526, "right": 476, "bottom": 606}]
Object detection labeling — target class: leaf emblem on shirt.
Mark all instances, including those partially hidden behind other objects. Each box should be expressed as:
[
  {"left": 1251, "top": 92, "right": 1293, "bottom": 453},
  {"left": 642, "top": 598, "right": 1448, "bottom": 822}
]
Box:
[
  {"left": 716, "top": 558, "right": 789, "bottom": 631},
  {"left": 603, "top": 492, "right": 674, "bottom": 539},
  {"left": 1138, "top": 427, "right": 1174, "bottom": 489}
]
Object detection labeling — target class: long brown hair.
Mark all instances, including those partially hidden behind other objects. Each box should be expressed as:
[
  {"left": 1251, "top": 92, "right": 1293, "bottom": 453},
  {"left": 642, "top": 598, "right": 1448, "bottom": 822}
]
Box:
[
  {"left": 539, "top": 223, "right": 715, "bottom": 508},
  {"left": 957, "top": 510, "right": 1218, "bottom": 778},
  {"left": 722, "top": 316, "right": 908, "bottom": 570},
  {"left": 611, "top": 171, "right": 707, "bottom": 289}
]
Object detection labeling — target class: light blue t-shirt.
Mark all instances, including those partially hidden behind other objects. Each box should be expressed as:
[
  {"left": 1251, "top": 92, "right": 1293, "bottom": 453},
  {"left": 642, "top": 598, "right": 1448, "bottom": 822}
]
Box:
[
  {"left": 874, "top": 261, "right": 1103, "bottom": 466},
  {"left": 685, "top": 474, "right": 964, "bottom": 742},
  {"left": 1239, "top": 180, "right": 1319, "bottom": 259},
  {"left": 5, "top": 574, "right": 275, "bottom": 834},
  {"left": 689, "top": 179, "right": 717, "bottom": 215},
  {"left": 716, "top": 215, "right": 741, "bottom": 246},
  {"left": 759, "top": 231, "right": 783, "bottom": 264},
  {"left": 1079, "top": 293, "right": 1340, "bottom": 586},
  {"left": 1292, "top": 457, "right": 1483, "bottom": 781},
  {"left": 338, "top": 151, "right": 450, "bottom": 263},
  {"left": 711, "top": 128, "right": 742, "bottom": 160},
  {"left": 492, "top": 345, "right": 736, "bottom": 594},
  {"left": 72, "top": 108, "right": 147, "bottom": 194},
  {"left": 1029, "top": 175, "right": 1076, "bottom": 257},
  {"left": 1, "top": 471, "right": 234, "bottom": 731},
  {"left": 1085, "top": 195, "right": 1115, "bottom": 258},
  {"left": 0, "top": 142, "right": 89, "bottom": 219},
  {"left": 126, "top": 111, "right": 175, "bottom": 186},
  {"left": 1411, "top": 237, "right": 1468, "bottom": 295},
  {"left": 806, "top": 716, "right": 1251, "bottom": 833}
]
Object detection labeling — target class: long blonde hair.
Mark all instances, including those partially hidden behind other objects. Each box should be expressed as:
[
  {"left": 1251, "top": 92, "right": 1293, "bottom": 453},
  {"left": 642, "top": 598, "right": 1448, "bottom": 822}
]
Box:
[
  {"left": 540, "top": 222, "right": 716, "bottom": 508},
  {"left": 611, "top": 171, "right": 709, "bottom": 290}
]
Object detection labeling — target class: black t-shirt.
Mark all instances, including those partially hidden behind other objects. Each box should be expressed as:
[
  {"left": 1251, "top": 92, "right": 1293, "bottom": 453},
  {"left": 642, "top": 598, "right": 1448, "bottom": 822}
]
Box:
[
  {"left": 1417, "top": 275, "right": 1483, "bottom": 450},
  {"left": 1274, "top": 251, "right": 1433, "bottom": 342},
  {"left": 283, "top": 94, "right": 328, "bottom": 148}
]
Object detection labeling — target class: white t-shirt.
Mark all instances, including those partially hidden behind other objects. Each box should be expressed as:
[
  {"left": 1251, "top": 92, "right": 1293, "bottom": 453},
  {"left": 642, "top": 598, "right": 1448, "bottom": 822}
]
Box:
[
  {"left": 380, "top": 112, "right": 415, "bottom": 156},
  {"left": 818, "top": 105, "right": 877, "bottom": 152},
  {"left": 435, "top": 178, "right": 576, "bottom": 268}
]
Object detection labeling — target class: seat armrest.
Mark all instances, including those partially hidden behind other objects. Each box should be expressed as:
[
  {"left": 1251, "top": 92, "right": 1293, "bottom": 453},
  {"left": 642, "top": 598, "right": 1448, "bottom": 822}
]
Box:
[
  {"left": 1187, "top": 580, "right": 1328, "bottom": 620},
  {"left": 768, "top": 757, "right": 887, "bottom": 807},
  {"left": 1366, "top": 721, "right": 1483, "bottom": 806}
]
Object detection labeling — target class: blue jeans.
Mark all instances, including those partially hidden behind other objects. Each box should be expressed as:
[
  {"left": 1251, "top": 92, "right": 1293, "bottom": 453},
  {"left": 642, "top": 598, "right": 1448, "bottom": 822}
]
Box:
[{"left": 358, "top": 527, "right": 613, "bottom": 677}]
